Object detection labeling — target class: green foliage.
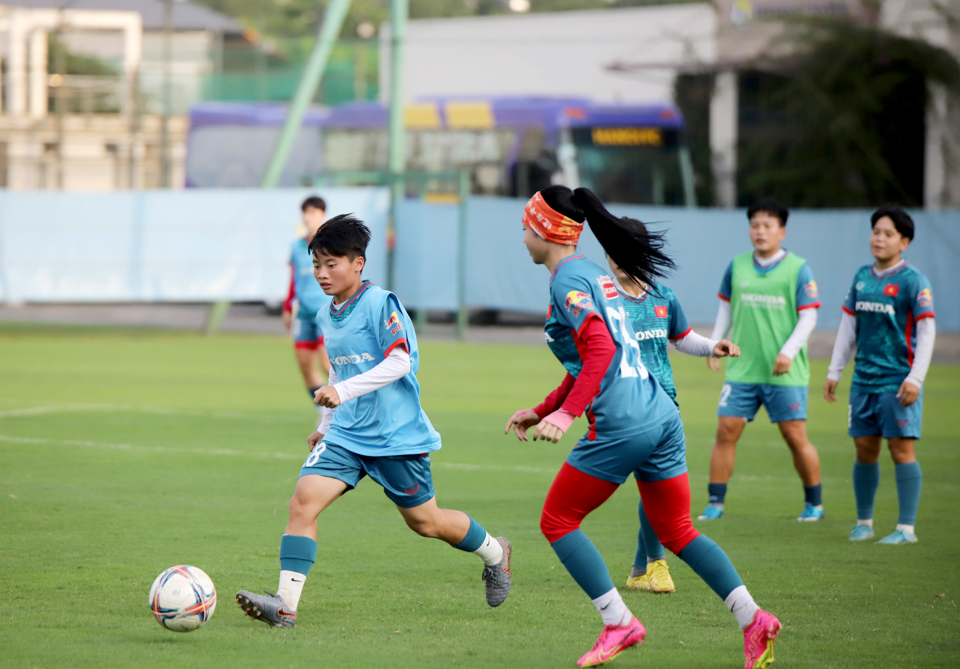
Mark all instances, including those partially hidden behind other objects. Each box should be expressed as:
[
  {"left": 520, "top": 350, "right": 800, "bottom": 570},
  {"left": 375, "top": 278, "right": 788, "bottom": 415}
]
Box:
[
  {"left": 1, "top": 323, "right": 959, "bottom": 667},
  {"left": 737, "top": 20, "right": 960, "bottom": 208}
]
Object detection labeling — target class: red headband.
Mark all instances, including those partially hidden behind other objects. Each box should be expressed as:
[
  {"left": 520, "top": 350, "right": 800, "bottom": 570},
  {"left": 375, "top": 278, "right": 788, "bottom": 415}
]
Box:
[{"left": 523, "top": 191, "right": 583, "bottom": 246}]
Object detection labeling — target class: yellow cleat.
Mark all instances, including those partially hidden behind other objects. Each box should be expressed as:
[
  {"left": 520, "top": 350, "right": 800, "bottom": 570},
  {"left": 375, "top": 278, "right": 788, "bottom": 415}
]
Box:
[
  {"left": 625, "top": 573, "right": 651, "bottom": 590},
  {"left": 646, "top": 559, "right": 676, "bottom": 593}
]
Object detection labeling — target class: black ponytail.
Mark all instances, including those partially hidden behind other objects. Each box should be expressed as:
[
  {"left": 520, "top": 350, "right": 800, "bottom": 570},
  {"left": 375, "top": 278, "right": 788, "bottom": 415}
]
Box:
[
  {"left": 538, "top": 186, "right": 674, "bottom": 288},
  {"left": 576, "top": 188, "right": 675, "bottom": 288}
]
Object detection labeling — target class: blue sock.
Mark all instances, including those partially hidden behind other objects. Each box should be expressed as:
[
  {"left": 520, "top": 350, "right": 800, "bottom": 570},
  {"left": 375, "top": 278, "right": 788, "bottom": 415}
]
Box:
[
  {"left": 853, "top": 461, "right": 880, "bottom": 521},
  {"left": 895, "top": 462, "right": 923, "bottom": 526},
  {"left": 279, "top": 534, "right": 317, "bottom": 576},
  {"left": 708, "top": 482, "right": 727, "bottom": 505},
  {"left": 677, "top": 534, "right": 743, "bottom": 601},
  {"left": 804, "top": 483, "right": 822, "bottom": 507},
  {"left": 453, "top": 516, "right": 486, "bottom": 552},
  {"left": 551, "top": 529, "right": 615, "bottom": 600},
  {"left": 637, "top": 502, "right": 664, "bottom": 564}
]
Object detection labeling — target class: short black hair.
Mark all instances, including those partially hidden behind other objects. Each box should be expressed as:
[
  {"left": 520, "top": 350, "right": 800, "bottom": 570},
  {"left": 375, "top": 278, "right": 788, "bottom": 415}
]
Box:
[
  {"left": 747, "top": 198, "right": 789, "bottom": 226},
  {"left": 301, "top": 195, "right": 326, "bottom": 212},
  {"left": 308, "top": 213, "right": 370, "bottom": 261},
  {"left": 870, "top": 206, "right": 914, "bottom": 241}
]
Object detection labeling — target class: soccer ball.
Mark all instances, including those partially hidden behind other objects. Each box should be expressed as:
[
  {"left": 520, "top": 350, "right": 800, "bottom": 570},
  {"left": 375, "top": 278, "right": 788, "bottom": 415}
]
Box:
[{"left": 149, "top": 565, "right": 217, "bottom": 632}]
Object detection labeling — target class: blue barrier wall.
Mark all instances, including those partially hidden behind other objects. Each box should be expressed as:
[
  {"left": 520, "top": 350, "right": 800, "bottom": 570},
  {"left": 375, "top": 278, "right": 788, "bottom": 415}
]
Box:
[
  {"left": 397, "top": 198, "right": 960, "bottom": 331},
  {"left": 0, "top": 188, "right": 389, "bottom": 303},
  {"left": 0, "top": 189, "right": 958, "bottom": 331}
]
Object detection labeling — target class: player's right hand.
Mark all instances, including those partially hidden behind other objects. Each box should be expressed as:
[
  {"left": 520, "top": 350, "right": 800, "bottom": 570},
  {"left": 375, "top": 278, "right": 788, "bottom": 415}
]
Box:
[
  {"left": 712, "top": 339, "right": 740, "bottom": 358},
  {"left": 505, "top": 409, "right": 540, "bottom": 441},
  {"left": 307, "top": 430, "right": 323, "bottom": 451},
  {"left": 282, "top": 310, "right": 293, "bottom": 330},
  {"left": 823, "top": 379, "right": 838, "bottom": 403},
  {"left": 707, "top": 357, "right": 720, "bottom": 373}
]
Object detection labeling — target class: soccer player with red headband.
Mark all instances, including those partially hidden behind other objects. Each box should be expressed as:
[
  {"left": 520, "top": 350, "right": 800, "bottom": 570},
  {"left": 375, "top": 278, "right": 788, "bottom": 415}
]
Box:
[{"left": 505, "top": 186, "right": 781, "bottom": 669}]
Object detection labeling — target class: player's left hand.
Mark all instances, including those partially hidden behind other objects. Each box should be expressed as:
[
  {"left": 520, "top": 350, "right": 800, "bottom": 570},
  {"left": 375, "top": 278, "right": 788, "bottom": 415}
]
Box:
[
  {"left": 314, "top": 386, "right": 341, "bottom": 408},
  {"left": 713, "top": 339, "right": 740, "bottom": 358},
  {"left": 897, "top": 380, "right": 920, "bottom": 407},
  {"left": 532, "top": 420, "right": 565, "bottom": 443},
  {"left": 307, "top": 431, "right": 323, "bottom": 451},
  {"left": 773, "top": 353, "right": 793, "bottom": 376},
  {"left": 505, "top": 409, "right": 540, "bottom": 441}
]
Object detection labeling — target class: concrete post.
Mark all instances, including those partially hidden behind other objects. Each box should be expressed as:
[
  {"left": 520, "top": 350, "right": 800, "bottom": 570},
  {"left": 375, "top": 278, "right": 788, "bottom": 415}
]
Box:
[
  {"left": 710, "top": 70, "right": 738, "bottom": 208},
  {"left": 28, "top": 29, "right": 47, "bottom": 118}
]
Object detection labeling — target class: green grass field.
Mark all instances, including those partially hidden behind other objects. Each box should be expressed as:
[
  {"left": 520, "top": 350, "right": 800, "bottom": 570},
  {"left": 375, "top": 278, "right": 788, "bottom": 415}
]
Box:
[{"left": 1, "top": 321, "right": 958, "bottom": 668}]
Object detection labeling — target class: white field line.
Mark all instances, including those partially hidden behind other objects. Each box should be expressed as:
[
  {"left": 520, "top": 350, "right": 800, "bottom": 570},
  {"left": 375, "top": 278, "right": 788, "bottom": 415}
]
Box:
[
  {"left": 0, "top": 403, "right": 293, "bottom": 422},
  {"left": 0, "top": 432, "right": 555, "bottom": 475}
]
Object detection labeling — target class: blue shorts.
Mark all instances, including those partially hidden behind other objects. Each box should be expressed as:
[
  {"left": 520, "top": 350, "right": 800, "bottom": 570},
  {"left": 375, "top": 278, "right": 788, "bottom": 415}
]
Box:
[
  {"left": 849, "top": 389, "right": 923, "bottom": 439},
  {"left": 298, "top": 441, "right": 436, "bottom": 508},
  {"left": 566, "top": 414, "right": 687, "bottom": 485},
  {"left": 292, "top": 316, "right": 324, "bottom": 349},
  {"left": 717, "top": 382, "right": 807, "bottom": 423}
]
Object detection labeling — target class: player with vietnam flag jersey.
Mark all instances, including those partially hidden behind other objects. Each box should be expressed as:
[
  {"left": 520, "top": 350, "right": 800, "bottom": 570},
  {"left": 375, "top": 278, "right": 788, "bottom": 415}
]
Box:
[
  {"left": 505, "top": 187, "right": 780, "bottom": 669},
  {"left": 825, "top": 207, "right": 935, "bottom": 545},
  {"left": 606, "top": 248, "right": 741, "bottom": 594}
]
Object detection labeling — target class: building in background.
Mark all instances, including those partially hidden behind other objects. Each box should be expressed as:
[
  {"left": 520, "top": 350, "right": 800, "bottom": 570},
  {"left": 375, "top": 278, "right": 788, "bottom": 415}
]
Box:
[{"left": 0, "top": 0, "right": 240, "bottom": 190}]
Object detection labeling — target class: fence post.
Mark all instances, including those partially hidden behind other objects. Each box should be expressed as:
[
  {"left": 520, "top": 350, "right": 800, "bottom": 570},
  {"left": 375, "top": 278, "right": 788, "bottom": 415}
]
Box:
[{"left": 456, "top": 171, "right": 469, "bottom": 340}]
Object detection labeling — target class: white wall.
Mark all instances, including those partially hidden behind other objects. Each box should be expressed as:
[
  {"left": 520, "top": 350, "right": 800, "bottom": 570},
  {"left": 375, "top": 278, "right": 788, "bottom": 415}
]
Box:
[{"left": 381, "top": 4, "right": 716, "bottom": 104}]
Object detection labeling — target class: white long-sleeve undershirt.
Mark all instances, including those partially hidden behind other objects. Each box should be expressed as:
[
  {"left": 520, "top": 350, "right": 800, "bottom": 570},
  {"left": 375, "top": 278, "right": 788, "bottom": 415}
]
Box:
[
  {"left": 709, "top": 299, "right": 817, "bottom": 359},
  {"left": 780, "top": 307, "right": 818, "bottom": 360},
  {"left": 671, "top": 330, "right": 718, "bottom": 357},
  {"left": 828, "top": 313, "right": 936, "bottom": 387},
  {"left": 316, "top": 347, "right": 411, "bottom": 433}
]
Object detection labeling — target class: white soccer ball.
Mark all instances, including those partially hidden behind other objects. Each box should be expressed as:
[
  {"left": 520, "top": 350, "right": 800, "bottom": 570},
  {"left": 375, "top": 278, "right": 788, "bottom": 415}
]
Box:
[{"left": 148, "top": 565, "right": 217, "bottom": 632}]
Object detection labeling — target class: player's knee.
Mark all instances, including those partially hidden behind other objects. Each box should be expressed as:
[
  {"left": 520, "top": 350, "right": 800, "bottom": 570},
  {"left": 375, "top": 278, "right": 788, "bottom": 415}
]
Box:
[
  {"left": 656, "top": 519, "right": 700, "bottom": 555},
  {"left": 288, "top": 491, "right": 316, "bottom": 523},
  {"left": 403, "top": 514, "right": 441, "bottom": 538},
  {"left": 715, "top": 421, "right": 741, "bottom": 445}
]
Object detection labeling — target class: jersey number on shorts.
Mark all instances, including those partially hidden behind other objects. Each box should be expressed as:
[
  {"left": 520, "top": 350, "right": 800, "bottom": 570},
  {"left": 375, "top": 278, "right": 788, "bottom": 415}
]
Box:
[
  {"left": 304, "top": 441, "right": 327, "bottom": 467},
  {"left": 606, "top": 306, "right": 649, "bottom": 379},
  {"left": 719, "top": 383, "right": 732, "bottom": 408}
]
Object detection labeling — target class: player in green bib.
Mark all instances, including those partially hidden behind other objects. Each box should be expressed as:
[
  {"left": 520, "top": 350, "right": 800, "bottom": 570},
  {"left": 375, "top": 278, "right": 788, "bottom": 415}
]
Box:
[{"left": 701, "top": 199, "right": 824, "bottom": 522}]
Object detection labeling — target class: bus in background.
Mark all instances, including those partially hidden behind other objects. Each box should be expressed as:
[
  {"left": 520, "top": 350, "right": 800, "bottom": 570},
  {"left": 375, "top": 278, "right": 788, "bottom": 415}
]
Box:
[{"left": 186, "top": 97, "right": 696, "bottom": 206}]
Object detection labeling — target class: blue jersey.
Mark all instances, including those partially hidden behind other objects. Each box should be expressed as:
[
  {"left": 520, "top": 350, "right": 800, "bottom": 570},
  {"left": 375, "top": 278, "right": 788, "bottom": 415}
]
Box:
[
  {"left": 544, "top": 255, "right": 676, "bottom": 442},
  {"left": 290, "top": 238, "right": 329, "bottom": 318},
  {"left": 317, "top": 281, "right": 441, "bottom": 457},
  {"left": 618, "top": 282, "right": 691, "bottom": 406},
  {"left": 843, "top": 262, "right": 935, "bottom": 394}
]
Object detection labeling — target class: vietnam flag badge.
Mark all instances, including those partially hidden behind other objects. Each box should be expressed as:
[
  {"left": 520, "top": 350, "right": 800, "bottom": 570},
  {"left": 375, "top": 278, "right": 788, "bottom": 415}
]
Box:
[
  {"left": 883, "top": 284, "right": 900, "bottom": 297},
  {"left": 655, "top": 306, "right": 668, "bottom": 318}
]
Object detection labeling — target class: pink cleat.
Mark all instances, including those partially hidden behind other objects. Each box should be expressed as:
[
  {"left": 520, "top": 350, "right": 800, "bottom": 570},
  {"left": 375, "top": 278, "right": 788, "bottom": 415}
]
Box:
[
  {"left": 577, "top": 616, "right": 646, "bottom": 667},
  {"left": 743, "top": 609, "right": 781, "bottom": 669}
]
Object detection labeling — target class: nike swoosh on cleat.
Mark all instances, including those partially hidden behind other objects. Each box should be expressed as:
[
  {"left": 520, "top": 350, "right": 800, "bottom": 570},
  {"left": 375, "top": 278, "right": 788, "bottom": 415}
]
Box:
[{"left": 597, "top": 643, "right": 624, "bottom": 661}]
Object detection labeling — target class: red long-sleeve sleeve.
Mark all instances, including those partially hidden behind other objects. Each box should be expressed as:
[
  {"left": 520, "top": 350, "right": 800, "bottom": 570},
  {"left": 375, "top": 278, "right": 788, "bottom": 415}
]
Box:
[
  {"left": 282, "top": 263, "right": 296, "bottom": 313},
  {"left": 534, "top": 314, "right": 616, "bottom": 420},
  {"left": 533, "top": 372, "right": 576, "bottom": 420}
]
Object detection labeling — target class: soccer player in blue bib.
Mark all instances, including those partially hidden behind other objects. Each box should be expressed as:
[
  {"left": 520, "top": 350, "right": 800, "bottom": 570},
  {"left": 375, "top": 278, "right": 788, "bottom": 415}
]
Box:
[
  {"left": 237, "top": 215, "right": 512, "bottom": 627},
  {"left": 824, "top": 207, "right": 935, "bottom": 545},
  {"left": 701, "top": 199, "right": 824, "bottom": 522},
  {"left": 505, "top": 187, "right": 780, "bottom": 669},
  {"left": 282, "top": 196, "right": 332, "bottom": 422},
  {"left": 605, "top": 244, "right": 740, "bottom": 594}
]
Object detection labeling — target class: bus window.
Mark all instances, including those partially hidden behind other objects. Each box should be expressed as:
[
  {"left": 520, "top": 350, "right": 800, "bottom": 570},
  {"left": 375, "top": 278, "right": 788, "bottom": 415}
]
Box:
[
  {"left": 408, "top": 129, "right": 516, "bottom": 194},
  {"left": 509, "top": 127, "right": 561, "bottom": 198},
  {"left": 570, "top": 127, "right": 686, "bottom": 206},
  {"left": 321, "top": 129, "right": 388, "bottom": 172}
]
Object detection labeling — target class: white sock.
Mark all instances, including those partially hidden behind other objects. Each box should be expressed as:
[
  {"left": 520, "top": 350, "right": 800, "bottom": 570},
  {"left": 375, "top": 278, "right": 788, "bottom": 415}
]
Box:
[
  {"left": 474, "top": 532, "right": 504, "bottom": 566},
  {"left": 724, "top": 585, "right": 760, "bottom": 630},
  {"left": 592, "top": 587, "right": 631, "bottom": 626},
  {"left": 277, "top": 570, "right": 307, "bottom": 611},
  {"left": 857, "top": 519, "right": 873, "bottom": 528},
  {"left": 896, "top": 523, "right": 915, "bottom": 535}
]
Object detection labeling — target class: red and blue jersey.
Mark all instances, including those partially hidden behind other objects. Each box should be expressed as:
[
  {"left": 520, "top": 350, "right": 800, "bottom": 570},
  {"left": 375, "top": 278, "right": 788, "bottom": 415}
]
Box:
[
  {"left": 618, "top": 282, "right": 691, "bottom": 406},
  {"left": 544, "top": 255, "right": 676, "bottom": 440},
  {"left": 843, "top": 263, "right": 934, "bottom": 393}
]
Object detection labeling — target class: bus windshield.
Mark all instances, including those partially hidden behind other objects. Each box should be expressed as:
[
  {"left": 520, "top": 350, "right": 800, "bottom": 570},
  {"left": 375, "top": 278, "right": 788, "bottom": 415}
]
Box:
[{"left": 571, "top": 127, "right": 687, "bottom": 206}]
